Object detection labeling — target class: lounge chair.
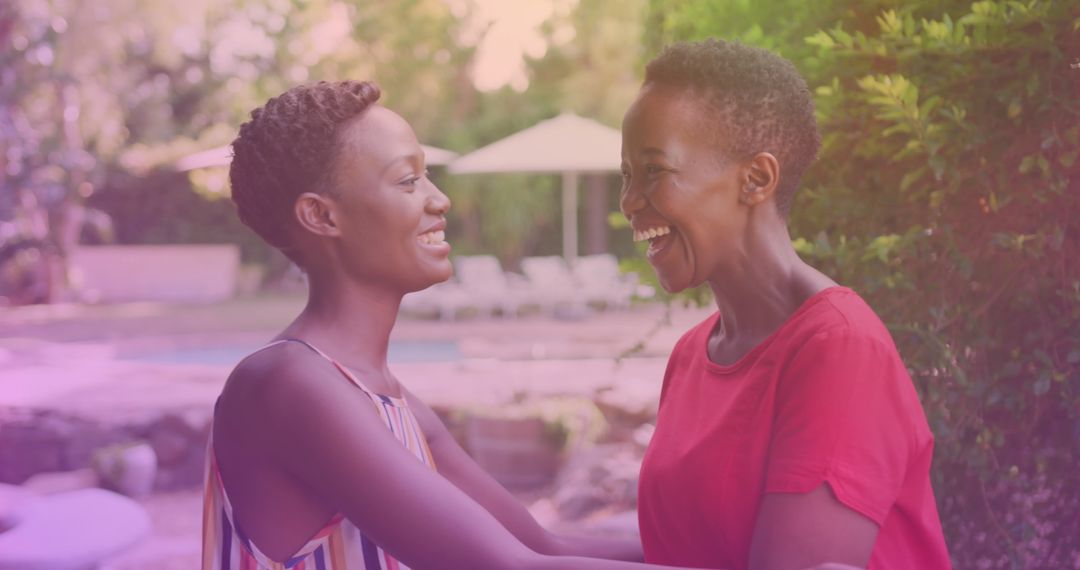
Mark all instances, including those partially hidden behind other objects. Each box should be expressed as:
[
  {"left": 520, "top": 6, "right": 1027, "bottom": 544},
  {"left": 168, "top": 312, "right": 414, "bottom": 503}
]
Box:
[
  {"left": 519, "top": 256, "right": 589, "bottom": 315},
  {"left": 451, "top": 255, "right": 538, "bottom": 318},
  {"left": 401, "top": 280, "right": 472, "bottom": 320},
  {"left": 572, "top": 254, "right": 645, "bottom": 310}
]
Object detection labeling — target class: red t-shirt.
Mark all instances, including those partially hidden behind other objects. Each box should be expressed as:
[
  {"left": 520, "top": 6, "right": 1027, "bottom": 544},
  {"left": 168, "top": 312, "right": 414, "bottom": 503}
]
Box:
[{"left": 638, "top": 287, "right": 950, "bottom": 569}]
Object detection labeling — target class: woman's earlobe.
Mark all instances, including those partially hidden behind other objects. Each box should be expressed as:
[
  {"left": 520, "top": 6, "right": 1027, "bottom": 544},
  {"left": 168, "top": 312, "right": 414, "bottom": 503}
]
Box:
[
  {"left": 742, "top": 152, "right": 780, "bottom": 205},
  {"left": 295, "top": 193, "right": 341, "bottom": 237},
  {"left": 740, "top": 182, "right": 767, "bottom": 205}
]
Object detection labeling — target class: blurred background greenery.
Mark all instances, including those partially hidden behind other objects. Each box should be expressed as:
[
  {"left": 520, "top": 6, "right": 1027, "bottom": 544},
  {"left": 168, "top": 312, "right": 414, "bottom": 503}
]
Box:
[{"left": 1, "top": 0, "right": 1077, "bottom": 567}]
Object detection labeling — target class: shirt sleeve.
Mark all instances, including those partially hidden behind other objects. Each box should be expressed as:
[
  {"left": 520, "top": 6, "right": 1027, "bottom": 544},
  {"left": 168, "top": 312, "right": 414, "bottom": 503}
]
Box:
[{"left": 765, "top": 325, "right": 919, "bottom": 525}]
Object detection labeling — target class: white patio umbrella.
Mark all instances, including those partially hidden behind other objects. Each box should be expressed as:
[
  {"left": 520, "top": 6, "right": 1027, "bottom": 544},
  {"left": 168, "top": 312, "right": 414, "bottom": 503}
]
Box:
[
  {"left": 447, "top": 113, "right": 622, "bottom": 265},
  {"left": 174, "top": 143, "right": 459, "bottom": 172}
]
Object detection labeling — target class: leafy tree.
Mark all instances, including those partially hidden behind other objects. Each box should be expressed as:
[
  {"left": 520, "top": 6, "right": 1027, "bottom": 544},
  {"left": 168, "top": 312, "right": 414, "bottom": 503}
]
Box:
[
  {"left": 1, "top": 0, "right": 491, "bottom": 279},
  {"left": 2, "top": 0, "right": 658, "bottom": 276}
]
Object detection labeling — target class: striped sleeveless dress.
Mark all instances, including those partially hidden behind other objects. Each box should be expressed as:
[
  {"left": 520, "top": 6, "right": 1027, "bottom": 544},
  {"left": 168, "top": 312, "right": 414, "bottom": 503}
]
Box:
[{"left": 202, "top": 339, "right": 436, "bottom": 570}]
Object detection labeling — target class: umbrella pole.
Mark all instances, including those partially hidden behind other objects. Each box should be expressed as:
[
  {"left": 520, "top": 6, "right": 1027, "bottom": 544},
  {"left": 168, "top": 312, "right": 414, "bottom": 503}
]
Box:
[{"left": 562, "top": 171, "right": 579, "bottom": 266}]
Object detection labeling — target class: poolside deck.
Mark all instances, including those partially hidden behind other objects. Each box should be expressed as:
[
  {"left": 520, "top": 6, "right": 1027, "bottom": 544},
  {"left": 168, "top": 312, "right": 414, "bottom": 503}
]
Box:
[{"left": 0, "top": 295, "right": 712, "bottom": 568}]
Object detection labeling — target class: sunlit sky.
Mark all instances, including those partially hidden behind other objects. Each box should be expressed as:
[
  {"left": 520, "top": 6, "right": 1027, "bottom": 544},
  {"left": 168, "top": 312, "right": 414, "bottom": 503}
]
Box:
[
  {"left": 451, "top": 0, "right": 575, "bottom": 91},
  {"left": 228, "top": 0, "right": 575, "bottom": 91}
]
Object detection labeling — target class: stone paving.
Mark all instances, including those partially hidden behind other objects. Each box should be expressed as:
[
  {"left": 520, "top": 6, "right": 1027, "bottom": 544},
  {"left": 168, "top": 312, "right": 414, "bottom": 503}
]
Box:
[{"left": 0, "top": 296, "right": 713, "bottom": 568}]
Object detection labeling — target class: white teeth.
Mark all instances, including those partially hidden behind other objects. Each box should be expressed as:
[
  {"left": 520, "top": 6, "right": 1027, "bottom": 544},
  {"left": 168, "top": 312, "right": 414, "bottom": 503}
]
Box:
[
  {"left": 419, "top": 230, "right": 446, "bottom": 245},
  {"left": 633, "top": 226, "right": 671, "bottom": 242}
]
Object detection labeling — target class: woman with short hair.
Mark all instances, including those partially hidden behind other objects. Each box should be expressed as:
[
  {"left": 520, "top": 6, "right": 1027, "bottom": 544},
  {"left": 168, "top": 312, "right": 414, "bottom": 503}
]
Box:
[
  {"left": 205, "top": 80, "right": 698, "bottom": 570},
  {"left": 621, "top": 39, "right": 951, "bottom": 570}
]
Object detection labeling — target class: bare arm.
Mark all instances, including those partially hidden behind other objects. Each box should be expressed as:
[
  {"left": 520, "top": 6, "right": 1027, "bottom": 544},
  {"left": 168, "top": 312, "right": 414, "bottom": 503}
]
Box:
[
  {"left": 748, "top": 485, "right": 878, "bottom": 570},
  {"left": 249, "top": 347, "right": 682, "bottom": 570},
  {"left": 405, "top": 388, "right": 644, "bottom": 561}
]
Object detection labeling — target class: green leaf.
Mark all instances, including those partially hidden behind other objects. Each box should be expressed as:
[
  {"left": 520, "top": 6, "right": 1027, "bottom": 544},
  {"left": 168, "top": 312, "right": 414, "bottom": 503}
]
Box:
[
  {"left": 900, "top": 166, "right": 928, "bottom": 192},
  {"left": 878, "top": 10, "right": 903, "bottom": 35},
  {"left": 1037, "top": 155, "right": 1050, "bottom": 175},
  {"left": 1059, "top": 150, "right": 1079, "bottom": 168},
  {"left": 919, "top": 95, "right": 943, "bottom": 118},
  {"left": 833, "top": 28, "right": 854, "bottom": 48},
  {"left": 929, "top": 190, "right": 945, "bottom": 210},
  {"left": 806, "top": 30, "right": 836, "bottom": 48},
  {"left": 607, "top": 211, "right": 629, "bottom": 229},
  {"left": 882, "top": 123, "right": 912, "bottom": 137},
  {"left": 792, "top": 237, "right": 813, "bottom": 255},
  {"left": 1019, "top": 155, "right": 1036, "bottom": 174},
  {"left": 902, "top": 82, "right": 920, "bottom": 113}
]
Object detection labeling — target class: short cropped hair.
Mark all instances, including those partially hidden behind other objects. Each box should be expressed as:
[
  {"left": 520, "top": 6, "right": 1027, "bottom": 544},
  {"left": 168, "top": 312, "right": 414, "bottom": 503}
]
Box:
[
  {"left": 644, "top": 39, "right": 820, "bottom": 218},
  {"left": 229, "top": 80, "right": 381, "bottom": 261}
]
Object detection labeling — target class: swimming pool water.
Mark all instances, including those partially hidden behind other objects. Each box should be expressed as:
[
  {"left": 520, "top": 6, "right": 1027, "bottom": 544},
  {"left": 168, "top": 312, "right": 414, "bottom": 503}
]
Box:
[{"left": 122, "top": 339, "right": 462, "bottom": 366}]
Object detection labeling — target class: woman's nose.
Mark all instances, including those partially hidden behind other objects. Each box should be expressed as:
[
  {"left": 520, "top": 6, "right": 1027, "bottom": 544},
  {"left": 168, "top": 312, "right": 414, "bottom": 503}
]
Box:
[
  {"left": 427, "top": 183, "right": 451, "bottom": 214},
  {"left": 619, "top": 179, "right": 645, "bottom": 218}
]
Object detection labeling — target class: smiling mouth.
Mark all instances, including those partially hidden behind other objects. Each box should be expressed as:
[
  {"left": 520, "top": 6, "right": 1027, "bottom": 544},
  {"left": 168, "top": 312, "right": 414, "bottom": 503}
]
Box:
[
  {"left": 633, "top": 224, "right": 676, "bottom": 259},
  {"left": 417, "top": 230, "right": 446, "bottom": 245},
  {"left": 632, "top": 225, "right": 671, "bottom": 242}
]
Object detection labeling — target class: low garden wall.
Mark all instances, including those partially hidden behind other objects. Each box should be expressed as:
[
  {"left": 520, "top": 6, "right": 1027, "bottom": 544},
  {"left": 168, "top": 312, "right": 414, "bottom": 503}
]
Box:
[{"left": 69, "top": 245, "right": 240, "bottom": 303}]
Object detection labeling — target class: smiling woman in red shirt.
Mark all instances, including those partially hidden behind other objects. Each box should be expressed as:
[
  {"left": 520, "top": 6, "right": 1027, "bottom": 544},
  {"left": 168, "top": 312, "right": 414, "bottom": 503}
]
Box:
[{"left": 620, "top": 39, "right": 951, "bottom": 570}]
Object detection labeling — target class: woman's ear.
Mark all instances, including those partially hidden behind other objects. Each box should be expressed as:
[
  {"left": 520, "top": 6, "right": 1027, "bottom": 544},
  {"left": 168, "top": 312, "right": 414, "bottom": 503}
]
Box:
[
  {"left": 294, "top": 192, "right": 341, "bottom": 237},
  {"left": 740, "top": 152, "right": 781, "bottom": 207}
]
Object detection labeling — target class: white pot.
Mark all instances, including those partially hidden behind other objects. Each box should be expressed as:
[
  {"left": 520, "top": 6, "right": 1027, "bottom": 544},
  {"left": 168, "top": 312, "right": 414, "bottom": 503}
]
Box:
[{"left": 93, "top": 442, "right": 158, "bottom": 498}]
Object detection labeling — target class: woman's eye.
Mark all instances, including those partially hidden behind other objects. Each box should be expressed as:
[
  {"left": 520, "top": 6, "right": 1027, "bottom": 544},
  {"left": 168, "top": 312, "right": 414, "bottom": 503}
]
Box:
[
  {"left": 400, "top": 170, "right": 429, "bottom": 187},
  {"left": 645, "top": 164, "right": 665, "bottom": 175}
]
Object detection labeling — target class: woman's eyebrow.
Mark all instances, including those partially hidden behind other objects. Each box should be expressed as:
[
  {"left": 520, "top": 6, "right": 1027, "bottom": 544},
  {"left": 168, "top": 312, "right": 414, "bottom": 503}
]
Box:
[{"left": 380, "top": 152, "right": 425, "bottom": 175}]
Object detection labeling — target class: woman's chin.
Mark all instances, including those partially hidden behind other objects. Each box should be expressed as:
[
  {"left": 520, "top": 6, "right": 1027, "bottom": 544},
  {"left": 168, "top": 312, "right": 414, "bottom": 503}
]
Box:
[
  {"left": 432, "top": 263, "right": 454, "bottom": 284},
  {"left": 656, "top": 269, "right": 694, "bottom": 295},
  {"left": 410, "top": 267, "right": 453, "bottom": 292}
]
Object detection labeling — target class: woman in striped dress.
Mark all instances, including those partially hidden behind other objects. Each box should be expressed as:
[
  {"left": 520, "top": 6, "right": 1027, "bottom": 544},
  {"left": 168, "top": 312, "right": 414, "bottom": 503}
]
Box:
[{"left": 204, "top": 80, "right": 697, "bottom": 570}]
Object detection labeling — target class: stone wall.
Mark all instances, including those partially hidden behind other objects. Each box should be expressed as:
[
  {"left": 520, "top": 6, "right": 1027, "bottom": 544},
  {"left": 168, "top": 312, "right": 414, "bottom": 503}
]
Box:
[
  {"left": 0, "top": 406, "right": 211, "bottom": 492},
  {"left": 1, "top": 390, "right": 655, "bottom": 523}
]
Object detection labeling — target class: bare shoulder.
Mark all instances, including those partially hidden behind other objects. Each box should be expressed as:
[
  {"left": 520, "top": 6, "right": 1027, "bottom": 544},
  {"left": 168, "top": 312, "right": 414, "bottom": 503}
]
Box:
[
  {"left": 220, "top": 342, "right": 329, "bottom": 408},
  {"left": 215, "top": 341, "right": 359, "bottom": 449}
]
